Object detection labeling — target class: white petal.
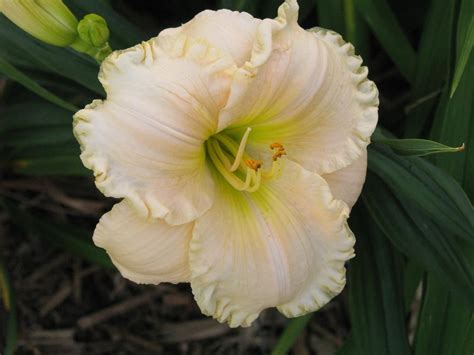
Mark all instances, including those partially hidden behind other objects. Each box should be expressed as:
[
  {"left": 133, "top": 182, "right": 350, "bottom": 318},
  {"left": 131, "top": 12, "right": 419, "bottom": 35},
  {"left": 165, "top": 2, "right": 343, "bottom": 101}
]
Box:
[
  {"left": 189, "top": 160, "right": 354, "bottom": 327},
  {"left": 322, "top": 149, "right": 367, "bottom": 208},
  {"left": 160, "top": 9, "right": 260, "bottom": 67},
  {"left": 94, "top": 200, "right": 193, "bottom": 284},
  {"left": 74, "top": 36, "right": 236, "bottom": 225},
  {"left": 218, "top": 0, "right": 378, "bottom": 175}
]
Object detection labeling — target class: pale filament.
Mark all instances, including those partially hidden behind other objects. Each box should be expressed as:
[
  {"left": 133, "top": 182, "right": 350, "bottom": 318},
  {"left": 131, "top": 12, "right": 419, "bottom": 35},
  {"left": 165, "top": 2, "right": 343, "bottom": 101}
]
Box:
[{"left": 230, "top": 127, "right": 252, "bottom": 172}]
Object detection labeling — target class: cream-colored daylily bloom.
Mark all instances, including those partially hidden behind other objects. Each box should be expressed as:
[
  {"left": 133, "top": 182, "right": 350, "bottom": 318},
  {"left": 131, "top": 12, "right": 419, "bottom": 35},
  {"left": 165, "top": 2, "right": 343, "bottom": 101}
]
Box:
[{"left": 73, "top": 0, "right": 378, "bottom": 327}]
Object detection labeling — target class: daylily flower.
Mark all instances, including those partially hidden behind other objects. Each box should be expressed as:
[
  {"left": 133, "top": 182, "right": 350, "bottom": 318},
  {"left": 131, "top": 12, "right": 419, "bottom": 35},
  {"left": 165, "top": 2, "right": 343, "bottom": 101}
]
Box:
[{"left": 73, "top": 0, "right": 378, "bottom": 327}]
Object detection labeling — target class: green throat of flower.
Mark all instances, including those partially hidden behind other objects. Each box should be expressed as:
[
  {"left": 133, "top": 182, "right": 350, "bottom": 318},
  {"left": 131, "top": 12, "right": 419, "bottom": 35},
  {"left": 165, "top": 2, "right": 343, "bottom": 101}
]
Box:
[{"left": 206, "top": 127, "right": 286, "bottom": 192}]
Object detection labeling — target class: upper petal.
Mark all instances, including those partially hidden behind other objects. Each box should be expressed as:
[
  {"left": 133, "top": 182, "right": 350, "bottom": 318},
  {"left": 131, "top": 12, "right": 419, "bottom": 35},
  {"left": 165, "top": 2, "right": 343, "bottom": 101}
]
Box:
[
  {"left": 94, "top": 200, "right": 193, "bottom": 284},
  {"left": 159, "top": 9, "right": 260, "bottom": 67},
  {"left": 74, "top": 36, "right": 236, "bottom": 225},
  {"left": 218, "top": 0, "right": 378, "bottom": 175},
  {"left": 189, "top": 160, "right": 354, "bottom": 327}
]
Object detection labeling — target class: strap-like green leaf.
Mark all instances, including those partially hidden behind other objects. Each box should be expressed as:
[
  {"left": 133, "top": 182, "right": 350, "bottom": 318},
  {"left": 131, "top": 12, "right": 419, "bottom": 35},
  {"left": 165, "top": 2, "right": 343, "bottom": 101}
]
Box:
[
  {"left": 0, "top": 57, "right": 77, "bottom": 112},
  {"left": 374, "top": 138, "right": 464, "bottom": 156},
  {"left": 363, "top": 173, "right": 474, "bottom": 306},
  {"left": 0, "top": 15, "right": 103, "bottom": 95},
  {"left": 414, "top": 274, "right": 474, "bottom": 355},
  {"left": 368, "top": 144, "right": 474, "bottom": 244},
  {"left": 271, "top": 314, "right": 312, "bottom": 355},
  {"left": 348, "top": 206, "right": 411, "bottom": 355},
  {"left": 354, "top": 0, "right": 416, "bottom": 82},
  {"left": 450, "top": 14, "right": 474, "bottom": 97},
  {"left": 404, "top": 0, "right": 455, "bottom": 137}
]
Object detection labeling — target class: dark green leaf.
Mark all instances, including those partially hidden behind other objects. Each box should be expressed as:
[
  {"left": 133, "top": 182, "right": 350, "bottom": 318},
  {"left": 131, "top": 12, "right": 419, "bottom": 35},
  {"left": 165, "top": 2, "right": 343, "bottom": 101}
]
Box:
[
  {"left": 0, "top": 57, "right": 77, "bottom": 112},
  {"left": 450, "top": 17, "right": 473, "bottom": 97},
  {"left": 315, "top": 0, "right": 345, "bottom": 34},
  {"left": 368, "top": 144, "right": 474, "bottom": 244},
  {"left": 432, "top": 31, "right": 474, "bottom": 199},
  {"left": 354, "top": 0, "right": 416, "bottom": 82},
  {"left": 348, "top": 206, "right": 411, "bottom": 355},
  {"left": 414, "top": 274, "right": 474, "bottom": 355},
  {"left": 404, "top": 0, "right": 455, "bottom": 137},
  {"left": 374, "top": 138, "right": 464, "bottom": 156},
  {"left": 363, "top": 173, "right": 474, "bottom": 306},
  {"left": 0, "top": 15, "right": 103, "bottom": 95}
]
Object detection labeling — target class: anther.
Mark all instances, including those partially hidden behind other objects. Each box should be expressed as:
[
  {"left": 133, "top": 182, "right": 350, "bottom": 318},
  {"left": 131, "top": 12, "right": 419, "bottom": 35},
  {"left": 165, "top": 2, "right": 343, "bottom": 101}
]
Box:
[
  {"left": 245, "top": 159, "right": 262, "bottom": 171},
  {"left": 270, "top": 142, "right": 284, "bottom": 150}
]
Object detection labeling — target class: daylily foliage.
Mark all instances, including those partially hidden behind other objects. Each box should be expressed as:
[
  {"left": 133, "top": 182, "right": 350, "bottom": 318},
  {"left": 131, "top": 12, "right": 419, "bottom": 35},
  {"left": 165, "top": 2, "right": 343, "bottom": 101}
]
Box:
[{"left": 73, "top": 0, "right": 378, "bottom": 327}]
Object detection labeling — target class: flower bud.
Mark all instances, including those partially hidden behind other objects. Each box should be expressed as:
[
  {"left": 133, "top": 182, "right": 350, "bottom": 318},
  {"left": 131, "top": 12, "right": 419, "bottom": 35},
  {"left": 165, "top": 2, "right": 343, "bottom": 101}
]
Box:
[
  {"left": 0, "top": 0, "right": 78, "bottom": 47},
  {"left": 77, "top": 14, "right": 110, "bottom": 48}
]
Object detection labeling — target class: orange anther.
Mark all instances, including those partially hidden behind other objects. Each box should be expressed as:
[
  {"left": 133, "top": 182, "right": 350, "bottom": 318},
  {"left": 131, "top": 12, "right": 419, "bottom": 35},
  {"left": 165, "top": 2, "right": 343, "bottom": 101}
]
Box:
[
  {"left": 245, "top": 159, "right": 263, "bottom": 171},
  {"left": 270, "top": 142, "right": 284, "bottom": 150}
]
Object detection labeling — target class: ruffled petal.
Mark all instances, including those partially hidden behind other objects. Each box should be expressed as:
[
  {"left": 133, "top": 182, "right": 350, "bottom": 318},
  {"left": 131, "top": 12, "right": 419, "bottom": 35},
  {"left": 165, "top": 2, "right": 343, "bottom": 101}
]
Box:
[
  {"left": 189, "top": 160, "right": 354, "bottom": 327},
  {"left": 74, "top": 36, "right": 237, "bottom": 225},
  {"left": 322, "top": 149, "right": 367, "bottom": 208},
  {"left": 218, "top": 0, "right": 378, "bottom": 175},
  {"left": 94, "top": 200, "right": 193, "bottom": 284},
  {"left": 160, "top": 9, "right": 260, "bottom": 67}
]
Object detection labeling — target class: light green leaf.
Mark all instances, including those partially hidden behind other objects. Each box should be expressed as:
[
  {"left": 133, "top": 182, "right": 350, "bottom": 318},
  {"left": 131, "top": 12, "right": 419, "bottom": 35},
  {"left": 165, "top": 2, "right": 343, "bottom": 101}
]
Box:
[
  {"left": 271, "top": 314, "right": 312, "bottom": 355},
  {"left": 368, "top": 144, "right": 474, "bottom": 244},
  {"left": 354, "top": 0, "right": 416, "bottom": 82},
  {"left": 0, "top": 57, "right": 77, "bottom": 112},
  {"left": 374, "top": 138, "right": 464, "bottom": 156}
]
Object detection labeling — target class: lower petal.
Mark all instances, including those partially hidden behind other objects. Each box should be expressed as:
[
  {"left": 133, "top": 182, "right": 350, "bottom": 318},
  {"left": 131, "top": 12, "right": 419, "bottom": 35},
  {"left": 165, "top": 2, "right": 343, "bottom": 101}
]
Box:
[
  {"left": 189, "top": 160, "right": 354, "bottom": 327},
  {"left": 322, "top": 150, "right": 368, "bottom": 209},
  {"left": 94, "top": 200, "right": 193, "bottom": 284}
]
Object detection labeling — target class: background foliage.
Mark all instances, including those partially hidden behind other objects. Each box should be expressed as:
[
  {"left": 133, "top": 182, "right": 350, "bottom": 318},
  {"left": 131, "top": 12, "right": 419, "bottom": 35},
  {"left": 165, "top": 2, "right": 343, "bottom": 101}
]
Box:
[{"left": 0, "top": 0, "right": 473, "bottom": 354}]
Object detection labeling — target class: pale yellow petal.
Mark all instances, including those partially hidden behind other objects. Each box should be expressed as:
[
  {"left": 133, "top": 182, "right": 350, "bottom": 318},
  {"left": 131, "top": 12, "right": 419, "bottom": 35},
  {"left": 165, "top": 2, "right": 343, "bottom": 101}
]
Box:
[
  {"left": 189, "top": 160, "right": 354, "bottom": 327},
  {"left": 218, "top": 0, "right": 378, "bottom": 175},
  {"left": 74, "top": 36, "right": 236, "bottom": 225},
  {"left": 322, "top": 149, "right": 367, "bottom": 208},
  {"left": 160, "top": 9, "right": 260, "bottom": 67},
  {"left": 94, "top": 200, "right": 193, "bottom": 284}
]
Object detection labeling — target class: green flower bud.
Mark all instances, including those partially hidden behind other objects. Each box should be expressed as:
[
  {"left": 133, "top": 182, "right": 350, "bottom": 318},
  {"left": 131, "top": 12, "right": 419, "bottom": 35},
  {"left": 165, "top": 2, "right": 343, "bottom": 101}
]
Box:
[
  {"left": 0, "top": 0, "right": 78, "bottom": 47},
  {"left": 77, "top": 14, "right": 110, "bottom": 48}
]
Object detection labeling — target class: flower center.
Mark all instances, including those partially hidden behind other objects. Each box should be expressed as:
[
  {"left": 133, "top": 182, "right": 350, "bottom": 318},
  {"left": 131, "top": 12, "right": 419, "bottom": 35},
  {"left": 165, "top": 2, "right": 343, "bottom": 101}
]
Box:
[{"left": 206, "top": 127, "right": 285, "bottom": 192}]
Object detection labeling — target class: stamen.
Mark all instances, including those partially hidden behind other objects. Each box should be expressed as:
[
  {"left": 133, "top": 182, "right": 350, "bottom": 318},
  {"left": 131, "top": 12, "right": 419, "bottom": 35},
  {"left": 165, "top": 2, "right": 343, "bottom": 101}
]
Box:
[
  {"left": 245, "top": 159, "right": 262, "bottom": 171},
  {"left": 269, "top": 142, "right": 284, "bottom": 150},
  {"left": 246, "top": 169, "right": 262, "bottom": 192},
  {"left": 230, "top": 127, "right": 251, "bottom": 172},
  {"left": 272, "top": 148, "right": 286, "bottom": 161}
]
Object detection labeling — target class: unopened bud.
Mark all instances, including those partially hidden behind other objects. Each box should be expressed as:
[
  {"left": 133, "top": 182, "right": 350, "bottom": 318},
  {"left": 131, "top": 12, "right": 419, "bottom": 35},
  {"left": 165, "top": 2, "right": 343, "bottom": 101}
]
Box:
[
  {"left": 77, "top": 14, "right": 110, "bottom": 48},
  {"left": 0, "top": 0, "right": 78, "bottom": 47}
]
